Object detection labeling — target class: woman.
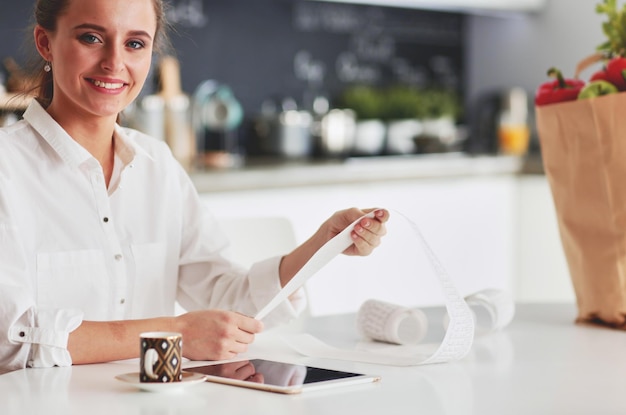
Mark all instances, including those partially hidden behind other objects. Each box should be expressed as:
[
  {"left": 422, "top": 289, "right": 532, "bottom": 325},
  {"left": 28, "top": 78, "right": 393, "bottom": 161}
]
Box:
[{"left": 0, "top": 0, "right": 388, "bottom": 374}]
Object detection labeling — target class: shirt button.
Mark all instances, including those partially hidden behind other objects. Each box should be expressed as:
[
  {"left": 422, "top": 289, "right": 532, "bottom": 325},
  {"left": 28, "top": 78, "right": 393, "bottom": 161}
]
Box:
[
  {"left": 120, "top": 298, "right": 126, "bottom": 305},
  {"left": 114, "top": 254, "right": 123, "bottom": 261},
  {"left": 103, "top": 217, "right": 109, "bottom": 223},
  {"left": 19, "top": 331, "right": 25, "bottom": 337}
]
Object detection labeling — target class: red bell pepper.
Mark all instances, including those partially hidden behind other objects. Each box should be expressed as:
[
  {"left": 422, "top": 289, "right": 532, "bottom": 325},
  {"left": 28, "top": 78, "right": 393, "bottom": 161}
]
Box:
[
  {"left": 590, "top": 67, "right": 610, "bottom": 82},
  {"left": 605, "top": 57, "right": 626, "bottom": 91},
  {"left": 534, "top": 68, "right": 585, "bottom": 106}
]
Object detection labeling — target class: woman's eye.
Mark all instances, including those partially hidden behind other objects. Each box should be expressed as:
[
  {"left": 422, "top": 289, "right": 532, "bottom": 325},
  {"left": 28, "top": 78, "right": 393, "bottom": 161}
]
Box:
[
  {"left": 80, "top": 34, "right": 101, "bottom": 44},
  {"left": 127, "top": 40, "right": 145, "bottom": 50}
]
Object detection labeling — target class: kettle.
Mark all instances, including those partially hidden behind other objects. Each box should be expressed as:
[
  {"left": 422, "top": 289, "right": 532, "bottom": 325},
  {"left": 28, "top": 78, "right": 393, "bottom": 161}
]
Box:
[
  {"left": 192, "top": 80, "right": 243, "bottom": 133},
  {"left": 191, "top": 80, "right": 244, "bottom": 168}
]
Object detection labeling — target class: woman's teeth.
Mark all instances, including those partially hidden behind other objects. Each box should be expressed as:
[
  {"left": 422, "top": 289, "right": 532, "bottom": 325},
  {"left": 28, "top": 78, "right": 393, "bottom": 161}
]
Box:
[{"left": 91, "top": 80, "right": 124, "bottom": 89}]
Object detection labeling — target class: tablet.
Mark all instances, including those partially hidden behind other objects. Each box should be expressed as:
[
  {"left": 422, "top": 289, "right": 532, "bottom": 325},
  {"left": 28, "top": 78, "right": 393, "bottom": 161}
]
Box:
[{"left": 185, "top": 358, "right": 381, "bottom": 394}]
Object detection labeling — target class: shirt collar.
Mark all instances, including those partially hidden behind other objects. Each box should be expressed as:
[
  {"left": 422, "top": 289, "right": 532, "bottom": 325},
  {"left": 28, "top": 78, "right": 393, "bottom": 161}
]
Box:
[
  {"left": 22, "top": 100, "right": 92, "bottom": 168},
  {"left": 113, "top": 123, "right": 154, "bottom": 165},
  {"left": 22, "top": 99, "right": 154, "bottom": 168}
]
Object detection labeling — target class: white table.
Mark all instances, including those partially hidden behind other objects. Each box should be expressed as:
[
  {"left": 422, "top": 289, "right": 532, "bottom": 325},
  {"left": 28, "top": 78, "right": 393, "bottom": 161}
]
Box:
[{"left": 2, "top": 303, "right": 625, "bottom": 415}]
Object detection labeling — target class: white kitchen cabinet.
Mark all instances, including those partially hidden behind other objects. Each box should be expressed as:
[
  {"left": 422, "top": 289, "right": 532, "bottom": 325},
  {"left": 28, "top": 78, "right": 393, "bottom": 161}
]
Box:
[
  {"left": 200, "top": 174, "right": 519, "bottom": 315},
  {"left": 516, "top": 175, "right": 574, "bottom": 303}
]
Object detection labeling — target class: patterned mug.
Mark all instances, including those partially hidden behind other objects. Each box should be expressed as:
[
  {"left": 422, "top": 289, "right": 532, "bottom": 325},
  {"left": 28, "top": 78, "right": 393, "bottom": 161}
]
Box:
[{"left": 139, "top": 332, "right": 183, "bottom": 383}]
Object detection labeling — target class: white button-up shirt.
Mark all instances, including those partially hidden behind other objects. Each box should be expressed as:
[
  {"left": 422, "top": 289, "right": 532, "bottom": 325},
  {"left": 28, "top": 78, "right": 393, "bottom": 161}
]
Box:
[{"left": 0, "top": 101, "right": 302, "bottom": 374}]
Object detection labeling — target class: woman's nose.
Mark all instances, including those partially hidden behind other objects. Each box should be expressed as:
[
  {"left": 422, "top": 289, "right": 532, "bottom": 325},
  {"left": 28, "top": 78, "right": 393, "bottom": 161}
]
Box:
[{"left": 100, "top": 44, "right": 125, "bottom": 72}]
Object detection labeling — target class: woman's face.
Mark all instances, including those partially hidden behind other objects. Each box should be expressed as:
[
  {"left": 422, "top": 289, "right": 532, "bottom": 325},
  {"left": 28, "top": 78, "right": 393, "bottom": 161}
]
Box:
[{"left": 38, "top": 0, "right": 157, "bottom": 121}]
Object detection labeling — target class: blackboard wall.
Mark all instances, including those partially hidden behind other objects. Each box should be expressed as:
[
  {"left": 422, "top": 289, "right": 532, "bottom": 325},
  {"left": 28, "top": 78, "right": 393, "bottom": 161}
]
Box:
[{"left": 0, "top": 0, "right": 465, "bottom": 116}]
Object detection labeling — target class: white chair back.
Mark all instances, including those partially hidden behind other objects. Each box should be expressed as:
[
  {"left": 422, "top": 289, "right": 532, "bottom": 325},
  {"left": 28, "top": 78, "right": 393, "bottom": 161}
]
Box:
[{"left": 218, "top": 216, "right": 298, "bottom": 268}]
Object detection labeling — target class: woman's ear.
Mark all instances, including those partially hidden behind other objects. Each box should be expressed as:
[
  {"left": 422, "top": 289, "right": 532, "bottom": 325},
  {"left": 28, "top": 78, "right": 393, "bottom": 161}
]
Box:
[{"left": 33, "top": 25, "right": 52, "bottom": 61}]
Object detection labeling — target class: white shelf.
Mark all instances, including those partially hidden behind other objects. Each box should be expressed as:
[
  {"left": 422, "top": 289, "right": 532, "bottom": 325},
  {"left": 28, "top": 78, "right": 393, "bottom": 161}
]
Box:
[
  {"left": 308, "top": 0, "right": 547, "bottom": 13},
  {"left": 190, "top": 153, "right": 524, "bottom": 193}
]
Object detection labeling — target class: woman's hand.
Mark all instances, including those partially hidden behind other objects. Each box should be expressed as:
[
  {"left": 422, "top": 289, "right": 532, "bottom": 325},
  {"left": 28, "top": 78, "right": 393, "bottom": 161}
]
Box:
[
  {"left": 175, "top": 310, "right": 263, "bottom": 361},
  {"left": 323, "top": 207, "right": 389, "bottom": 256}
]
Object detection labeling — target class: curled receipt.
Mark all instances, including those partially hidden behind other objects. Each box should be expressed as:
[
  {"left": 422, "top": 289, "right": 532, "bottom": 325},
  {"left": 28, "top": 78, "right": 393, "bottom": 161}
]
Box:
[
  {"left": 254, "top": 211, "right": 377, "bottom": 320},
  {"left": 256, "top": 210, "right": 476, "bottom": 366}
]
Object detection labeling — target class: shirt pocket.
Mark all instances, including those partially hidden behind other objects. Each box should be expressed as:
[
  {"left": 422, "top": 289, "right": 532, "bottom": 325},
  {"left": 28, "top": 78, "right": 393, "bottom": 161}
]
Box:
[{"left": 37, "top": 249, "right": 109, "bottom": 318}]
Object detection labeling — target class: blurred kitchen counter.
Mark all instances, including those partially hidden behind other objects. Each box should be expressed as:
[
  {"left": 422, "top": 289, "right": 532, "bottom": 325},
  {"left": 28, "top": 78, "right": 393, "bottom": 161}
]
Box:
[{"left": 189, "top": 153, "right": 543, "bottom": 193}]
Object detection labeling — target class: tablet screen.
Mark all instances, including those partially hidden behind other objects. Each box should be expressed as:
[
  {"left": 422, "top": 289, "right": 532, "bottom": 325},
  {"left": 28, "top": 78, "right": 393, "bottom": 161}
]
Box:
[{"left": 186, "top": 359, "right": 379, "bottom": 394}]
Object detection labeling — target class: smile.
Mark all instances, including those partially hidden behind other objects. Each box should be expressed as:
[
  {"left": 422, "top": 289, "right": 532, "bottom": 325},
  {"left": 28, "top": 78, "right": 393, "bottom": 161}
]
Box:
[{"left": 89, "top": 79, "right": 126, "bottom": 90}]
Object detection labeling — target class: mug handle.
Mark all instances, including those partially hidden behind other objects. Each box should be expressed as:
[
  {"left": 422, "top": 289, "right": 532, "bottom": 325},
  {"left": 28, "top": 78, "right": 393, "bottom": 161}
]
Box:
[{"left": 144, "top": 348, "right": 159, "bottom": 380}]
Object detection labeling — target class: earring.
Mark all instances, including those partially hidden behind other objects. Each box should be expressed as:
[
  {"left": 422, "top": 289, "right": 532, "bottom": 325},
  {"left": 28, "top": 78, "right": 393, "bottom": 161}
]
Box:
[{"left": 44, "top": 61, "right": 51, "bottom": 72}]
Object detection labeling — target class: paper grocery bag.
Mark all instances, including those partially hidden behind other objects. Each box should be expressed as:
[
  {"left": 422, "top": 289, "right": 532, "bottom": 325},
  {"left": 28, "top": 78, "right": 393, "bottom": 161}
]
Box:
[{"left": 536, "top": 92, "right": 626, "bottom": 327}]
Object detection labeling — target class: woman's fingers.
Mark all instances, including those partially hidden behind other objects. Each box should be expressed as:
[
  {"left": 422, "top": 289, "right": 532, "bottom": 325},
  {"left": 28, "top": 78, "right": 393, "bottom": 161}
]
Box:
[{"left": 348, "top": 209, "right": 389, "bottom": 255}]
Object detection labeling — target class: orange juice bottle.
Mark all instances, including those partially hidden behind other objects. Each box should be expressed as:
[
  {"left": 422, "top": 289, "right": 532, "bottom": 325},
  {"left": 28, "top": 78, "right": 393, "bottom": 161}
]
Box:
[
  {"left": 498, "top": 122, "right": 530, "bottom": 155},
  {"left": 498, "top": 88, "right": 530, "bottom": 156}
]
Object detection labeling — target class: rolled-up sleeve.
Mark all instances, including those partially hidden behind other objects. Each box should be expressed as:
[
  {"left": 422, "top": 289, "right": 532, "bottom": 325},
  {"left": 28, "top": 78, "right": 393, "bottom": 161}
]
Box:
[
  {"left": 9, "top": 308, "right": 83, "bottom": 370},
  {"left": 0, "top": 238, "right": 84, "bottom": 374},
  {"left": 1, "top": 281, "right": 83, "bottom": 374},
  {"left": 0, "top": 285, "right": 35, "bottom": 374}
]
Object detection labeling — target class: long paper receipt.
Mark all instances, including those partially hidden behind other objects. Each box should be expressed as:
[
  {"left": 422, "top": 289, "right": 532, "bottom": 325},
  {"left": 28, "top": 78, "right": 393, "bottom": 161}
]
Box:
[{"left": 254, "top": 211, "right": 476, "bottom": 366}]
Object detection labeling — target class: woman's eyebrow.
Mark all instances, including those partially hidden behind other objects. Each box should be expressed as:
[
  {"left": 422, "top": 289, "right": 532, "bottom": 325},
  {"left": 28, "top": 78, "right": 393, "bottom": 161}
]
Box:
[
  {"left": 72, "top": 23, "right": 107, "bottom": 32},
  {"left": 72, "top": 23, "right": 153, "bottom": 40}
]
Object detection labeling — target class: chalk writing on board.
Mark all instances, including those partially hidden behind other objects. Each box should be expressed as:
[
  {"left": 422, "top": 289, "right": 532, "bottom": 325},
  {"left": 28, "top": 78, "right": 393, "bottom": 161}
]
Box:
[
  {"left": 294, "top": 51, "right": 327, "bottom": 85},
  {"left": 351, "top": 30, "right": 395, "bottom": 62},
  {"left": 167, "top": 0, "right": 208, "bottom": 28},
  {"left": 390, "top": 58, "right": 429, "bottom": 86},
  {"left": 293, "top": 1, "right": 461, "bottom": 46},
  {"left": 336, "top": 52, "right": 382, "bottom": 84},
  {"left": 294, "top": 2, "right": 366, "bottom": 33}
]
